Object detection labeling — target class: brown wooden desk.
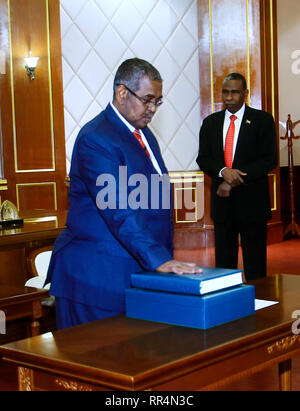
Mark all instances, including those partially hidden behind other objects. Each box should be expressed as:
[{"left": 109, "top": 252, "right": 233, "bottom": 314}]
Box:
[
  {"left": 0, "top": 210, "right": 66, "bottom": 287},
  {"left": 0, "top": 285, "right": 49, "bottom": 341},
  {"left": 0, "top": 274, "right": 300, "bottom": 391}
]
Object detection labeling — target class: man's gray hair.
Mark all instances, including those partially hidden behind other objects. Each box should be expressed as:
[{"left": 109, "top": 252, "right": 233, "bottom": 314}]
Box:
[{"left": 113, "top": 58, "right": 162, "bottom": 95}]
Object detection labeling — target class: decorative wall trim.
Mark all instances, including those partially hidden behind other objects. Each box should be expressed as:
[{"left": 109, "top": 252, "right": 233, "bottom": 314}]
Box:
[
  {"left": 269, "top": 0, "right": 275, "bottom": 118},
  {"left": 169, "top": 170, "right": 204, "bottom": 183},
  {"left": 0, "top": 179, "right": 8, "bottom": 191},
  {"left": 246, "top": 0, "right": 251, "bottom": 106},
  {"left": 174, "top": 186, "right": 198, "bottom": 223},
  {"left": 269, "top": 173, "right": 277, "bottom": 211},
  {"left": 208, "top": 0, "right": 214, "bottom": 112},
  {"left": 45, "top": 0, "right": 56, "bottom": 172},
  {"left": 7, "top": 0, "right": 56, "bottom": 173},
  {"left": 16, "top": 182, "right": 57, "bottom": 211}
]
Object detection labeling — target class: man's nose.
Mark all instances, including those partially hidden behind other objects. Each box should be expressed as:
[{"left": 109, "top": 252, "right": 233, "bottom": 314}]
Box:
[{"left": 148, "top": 101, "right": 157, "bottom": 112}]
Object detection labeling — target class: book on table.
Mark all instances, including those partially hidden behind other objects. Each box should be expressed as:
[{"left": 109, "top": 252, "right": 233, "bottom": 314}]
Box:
[
  {"left": 125, "top": 284, "right": 255, "bottom": 329},
  {"left": 130, "top": 267, "right": 243, "bottom": 296}
]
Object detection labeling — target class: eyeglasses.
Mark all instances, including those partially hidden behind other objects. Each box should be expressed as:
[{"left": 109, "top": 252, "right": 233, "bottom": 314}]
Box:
[{"left": 121, "top": 84, "right": 163, "bottom": 107}]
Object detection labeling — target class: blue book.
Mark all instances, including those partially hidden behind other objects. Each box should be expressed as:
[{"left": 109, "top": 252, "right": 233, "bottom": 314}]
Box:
[
  {"left": 125, "top": 284, "right": 255, "bottom": 329},
  {"left": 131, "top": 268, "right": 243, "bottom": 296}
]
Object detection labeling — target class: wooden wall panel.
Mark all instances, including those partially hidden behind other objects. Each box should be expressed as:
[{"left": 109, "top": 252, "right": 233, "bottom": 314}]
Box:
[
  {"left": 172, "top": 175, "right": 204, "bottom": 225},
  {"left": 16, "top": 182, "right": 57, "bottom": 211},
  {"left": 198, "top": 0, "right": 262, "bottom": 119},
  {"left": 0, "top": 0, "right": 68, "bottom": 211},
  {"left": 10, "top": 0, "right": 54, "bottom": 171},
  {"left": 260, "top": 0, "right": 282, "bottom": 242},
  {"left": 171, "top": 172, "right": 211, "bottom": 250}
]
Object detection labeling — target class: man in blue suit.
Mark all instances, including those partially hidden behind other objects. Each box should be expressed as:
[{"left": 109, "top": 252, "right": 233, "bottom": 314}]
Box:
[{"left": 46, "top": 58, "right": 200, "bottom": 329}]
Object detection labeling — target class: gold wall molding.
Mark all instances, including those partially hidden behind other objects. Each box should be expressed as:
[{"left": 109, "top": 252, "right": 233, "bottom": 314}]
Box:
[
  {"left": 174, "top": 186, "right": 198, "bottom": 224},
  {"left": 7, "top": 0, "right": 55, "bottom": 173},
  {"left": 170, "top": 171, "right": 203, "bottom": 224},
  {"left": 269, "top": 0, "right": 275, "bottom": 118},
  {"left": 209, "top": 0, "right": 214, "bottom": 112},
  {"left": 0, "top": 179, "right": 8, "bottom": 191},
  {"left": 260, "top": 0, "right": 277, "bottom": 117},
  {"left": 16, "top": 182, "right": 57, "bottom": 211},
  {"left": 269, "top": 173, "right": 277, "bottom": 211},
  {"left": 169, "top": 171, "right": 204, "bottom": 184},
  {"left": 246, "top": 0, "right": 251, "bottom": 106}
]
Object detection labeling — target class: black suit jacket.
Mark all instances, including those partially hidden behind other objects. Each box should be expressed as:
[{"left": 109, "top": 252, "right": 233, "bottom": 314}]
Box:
[{"left": 196, "top": 105, "right": 278, "bottom": 223}]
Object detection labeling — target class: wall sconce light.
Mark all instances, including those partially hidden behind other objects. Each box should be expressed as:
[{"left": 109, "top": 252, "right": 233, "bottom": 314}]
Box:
[{"left": 24, "top": 51, "right": 39, "bottom": 80}]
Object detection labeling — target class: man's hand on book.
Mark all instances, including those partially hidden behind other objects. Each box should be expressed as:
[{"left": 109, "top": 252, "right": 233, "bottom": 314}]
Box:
[{"left": 156, "top": 260, "right": 202, "bottom": 275}]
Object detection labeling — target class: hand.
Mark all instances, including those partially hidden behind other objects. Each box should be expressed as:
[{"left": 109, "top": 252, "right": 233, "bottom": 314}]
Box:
[
  {"left": 216, "top": 181, "right": 232, "bottom": 197},
  {"left": 156, "top": 260, "right": 202, "bottom": 275},
  {"left": 221, "top": 168, "right": 247, "bottom": 187}
]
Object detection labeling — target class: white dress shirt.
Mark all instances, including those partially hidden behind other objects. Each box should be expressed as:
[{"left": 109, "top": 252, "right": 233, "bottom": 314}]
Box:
[{"left": 110, "top": 102, "right": 163, "bottom": 175}]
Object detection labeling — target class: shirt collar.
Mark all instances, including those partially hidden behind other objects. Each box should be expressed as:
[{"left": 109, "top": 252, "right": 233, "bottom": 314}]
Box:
[
  {"left": 110, "top": 102, "right": 135, "bottom": 133},
  {"left": 225, "top": 103, "right": 245, "bottom": 120}
]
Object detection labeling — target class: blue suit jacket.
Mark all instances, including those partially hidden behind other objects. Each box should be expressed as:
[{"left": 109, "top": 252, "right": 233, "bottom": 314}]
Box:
[{"left": 46, "top": 104, "right": 174, "bottom": 312}]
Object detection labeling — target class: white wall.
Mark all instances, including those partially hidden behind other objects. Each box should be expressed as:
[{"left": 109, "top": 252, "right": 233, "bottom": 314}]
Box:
[
  {"left": 60, "top": 0, "right": 201, "bottom": 173},
  {"left": 277, "top": 0, "right": 300, "bottom": 166}
]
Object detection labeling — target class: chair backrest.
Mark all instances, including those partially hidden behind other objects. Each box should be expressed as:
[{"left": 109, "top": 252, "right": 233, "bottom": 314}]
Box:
[
  {"left": 27, "top": 245, "right": 53, "bottom": 277},
  {"left": 25, "top": 245, "right": 53, "bottom": 289},
  {"left": 34, "top": 250, "right": 52, "bottom": 276}
]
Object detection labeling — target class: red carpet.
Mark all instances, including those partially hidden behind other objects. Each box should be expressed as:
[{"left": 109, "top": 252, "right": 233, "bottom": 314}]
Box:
[{"left": 175, "top": 238, "right": 300, "bottom": 276}]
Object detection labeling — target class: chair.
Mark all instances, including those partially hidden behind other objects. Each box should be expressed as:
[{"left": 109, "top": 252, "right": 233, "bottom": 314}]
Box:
[
  {"left": 25, "top": 246, "right": 52, "bottom": 290},
  {"left": 25, "top": 246, "right": 56, "bottom": 332}
]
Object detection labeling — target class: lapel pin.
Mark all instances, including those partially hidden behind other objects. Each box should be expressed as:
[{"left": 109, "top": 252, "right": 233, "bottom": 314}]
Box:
[{"left": 246, "top": 119, "right": 251, "bottom": 124}]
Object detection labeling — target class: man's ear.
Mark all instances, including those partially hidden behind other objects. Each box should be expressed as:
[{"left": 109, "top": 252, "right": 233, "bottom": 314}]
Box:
[{"left": 114, "top": 84, "right": 127, "bottom": 106}]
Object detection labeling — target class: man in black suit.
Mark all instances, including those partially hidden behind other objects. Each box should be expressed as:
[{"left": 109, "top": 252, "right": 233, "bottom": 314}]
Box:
[{"left": 196, "top": 73, "right": 277, "bottom": 281}]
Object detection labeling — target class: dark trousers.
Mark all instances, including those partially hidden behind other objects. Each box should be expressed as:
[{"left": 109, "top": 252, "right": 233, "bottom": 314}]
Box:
[
  {"left": 214, "top": 220, "right": 267, "bottom": 282},
  {"left": 55, "top": 297, "right": 121, "bottom": 329}
]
